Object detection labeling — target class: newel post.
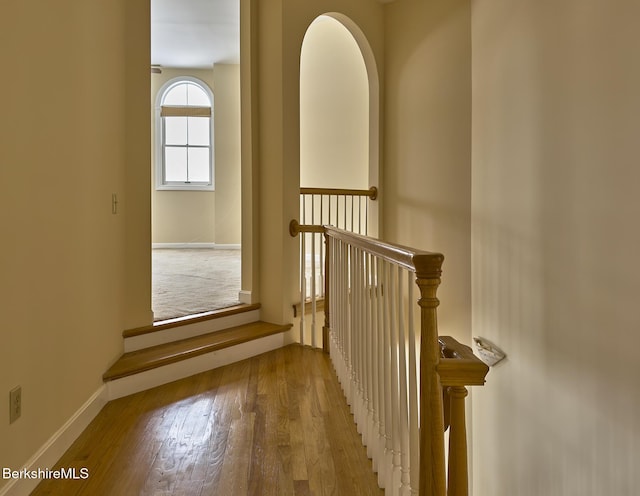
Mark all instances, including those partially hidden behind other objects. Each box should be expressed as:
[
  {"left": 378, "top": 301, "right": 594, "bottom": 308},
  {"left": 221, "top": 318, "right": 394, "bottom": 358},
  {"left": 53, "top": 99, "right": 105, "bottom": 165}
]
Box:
[
  {"left": 447, "top": 386, "right": 469, "bottom": 496},
  {"left": 415, "top": 253, "right": 447, "bottom": 496}
]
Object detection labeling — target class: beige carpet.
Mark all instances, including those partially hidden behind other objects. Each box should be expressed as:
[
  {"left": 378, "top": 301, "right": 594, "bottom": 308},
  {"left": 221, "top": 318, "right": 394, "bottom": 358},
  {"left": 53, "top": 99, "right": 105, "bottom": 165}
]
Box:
[{"left": 152, "top": 249, "right": 241, "bottom": 321}]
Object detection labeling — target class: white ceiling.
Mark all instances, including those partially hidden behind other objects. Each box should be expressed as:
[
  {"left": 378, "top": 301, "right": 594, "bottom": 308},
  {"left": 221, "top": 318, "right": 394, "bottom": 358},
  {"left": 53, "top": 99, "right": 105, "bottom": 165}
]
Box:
[{"left": 151, "top": 0, "right": 240, "bottom": 69}]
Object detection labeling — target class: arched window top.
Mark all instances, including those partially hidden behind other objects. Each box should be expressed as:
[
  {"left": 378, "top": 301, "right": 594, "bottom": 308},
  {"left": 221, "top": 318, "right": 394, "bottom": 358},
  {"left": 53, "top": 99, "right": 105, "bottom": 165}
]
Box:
[{"left": 162, "top": 81, "right": 211, "bottom": 107}]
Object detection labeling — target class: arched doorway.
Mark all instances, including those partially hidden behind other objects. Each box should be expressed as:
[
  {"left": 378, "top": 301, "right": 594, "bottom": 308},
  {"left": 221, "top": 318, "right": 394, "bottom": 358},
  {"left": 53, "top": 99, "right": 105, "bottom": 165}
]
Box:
[
  {"left": 300, "top": 15, "right": 370, "bottom": 191},
  {"left": 296, "top": 14, "right": 379, "bottom": 347}
]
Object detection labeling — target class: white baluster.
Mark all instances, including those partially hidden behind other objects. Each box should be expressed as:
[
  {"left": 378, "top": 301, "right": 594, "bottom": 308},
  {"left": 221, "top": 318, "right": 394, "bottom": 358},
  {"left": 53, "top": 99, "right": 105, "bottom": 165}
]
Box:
[
  {"left": 407, "top": 278, "right": 420, "bottom": 496},
  {"left": 397, "top": 269, "right": 411, "bottom": 496},
  {"left": 365, "top": 252, "right": 375, "bottom": 460},
  {"left": 375, "top": 256, "right": 387, "bottom": 489},
  {"left": 300, "top": 230, "right": 306, "bottom": 346},
  {"left": 311, "top": 230, "right": 317, "bottom": 348},
  {"left": 381, "top": 262, "right": 394, "bottom": 494}
]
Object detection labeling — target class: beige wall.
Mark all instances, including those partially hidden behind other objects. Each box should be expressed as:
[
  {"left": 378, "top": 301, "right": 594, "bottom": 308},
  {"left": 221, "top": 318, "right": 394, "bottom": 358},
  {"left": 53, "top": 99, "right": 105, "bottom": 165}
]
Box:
[
  {"left": 0, "top": 0, "right": 149, "bottom": 485},
  {"left": 252, "top": 0, "right": 384, "bottom": 323},
  {"left": 151, "top": 66, "right": 241, "bottom": 245},
  {"left": 300, "top": 15, "right": 369, "bottom": 189},
  {"left": 214, "top": 64, "right": 242, "bottom": 245},
  {"left": 383, "top": 0, "right": 472, "bottom": 344},
  {"left": 471, "top": 0, "right": 640, "bottom": 494}
]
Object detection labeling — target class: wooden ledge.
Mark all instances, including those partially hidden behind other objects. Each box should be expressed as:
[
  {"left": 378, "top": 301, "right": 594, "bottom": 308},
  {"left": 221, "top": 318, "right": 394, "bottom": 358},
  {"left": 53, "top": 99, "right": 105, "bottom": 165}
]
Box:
[
  {"left": 437, "top": 336, "right": 489, "bottom": 387},
  {"left": 123, "top": 303, "right": 261, "bottom": 338},
  {"left": 292, "top": 298, "right": 325, "bottom": 318},
  {"left": 105, "top": 321, "right": 292, "bottom": 381}
]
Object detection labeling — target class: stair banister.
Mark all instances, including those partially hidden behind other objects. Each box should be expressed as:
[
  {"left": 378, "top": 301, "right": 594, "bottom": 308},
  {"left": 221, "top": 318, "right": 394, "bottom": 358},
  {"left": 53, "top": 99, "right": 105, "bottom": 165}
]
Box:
[
  {"left": 292, "top": 186, "right": 379, "bottom": 348},
  {"left": 290, "top": 219, "right": 488, "bottom": 496}
]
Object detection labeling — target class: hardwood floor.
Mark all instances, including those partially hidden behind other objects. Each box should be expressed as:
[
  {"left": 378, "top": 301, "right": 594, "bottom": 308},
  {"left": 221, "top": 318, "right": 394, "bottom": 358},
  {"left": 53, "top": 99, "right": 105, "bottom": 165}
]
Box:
[{"left": 32, "top": 345, "right": 384, "bottom": 496}]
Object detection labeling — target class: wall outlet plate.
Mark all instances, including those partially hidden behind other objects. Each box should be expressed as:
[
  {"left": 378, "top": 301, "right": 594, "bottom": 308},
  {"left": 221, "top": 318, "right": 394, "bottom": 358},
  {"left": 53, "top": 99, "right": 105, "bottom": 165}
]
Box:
[{"left": 9, "top": 386, "right": 21, "bottom": 423}]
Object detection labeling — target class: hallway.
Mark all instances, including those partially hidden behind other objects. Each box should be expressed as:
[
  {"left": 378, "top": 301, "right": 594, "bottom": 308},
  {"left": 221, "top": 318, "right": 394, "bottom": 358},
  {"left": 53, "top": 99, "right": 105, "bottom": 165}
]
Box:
[{"left": 32, "top": 346, "right": 383, "bottom": 495}]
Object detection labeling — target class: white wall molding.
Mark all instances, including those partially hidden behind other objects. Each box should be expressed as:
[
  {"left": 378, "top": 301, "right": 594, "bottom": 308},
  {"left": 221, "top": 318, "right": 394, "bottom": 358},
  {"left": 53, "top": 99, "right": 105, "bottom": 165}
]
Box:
[
  {"left": 238, "top": 290, "right": 252, "bottom": 304},
  {"left": 124, "top": 308, "right": 261, "bottom": 352},
  {"left": 151, "top": 243, "right": 240, "bottom": 250},
  {"left": 0, "top": 387, "right": 108, "bottom": 496},
  {"left": 213, "top": 244, "right": 241, "bottom": 250}
]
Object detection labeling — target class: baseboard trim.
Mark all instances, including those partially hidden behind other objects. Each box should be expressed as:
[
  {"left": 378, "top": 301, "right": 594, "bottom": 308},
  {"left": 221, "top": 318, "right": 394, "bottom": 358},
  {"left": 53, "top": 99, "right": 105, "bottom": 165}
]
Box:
[
  {"left": 0, "top": 386, "right": 107, "bottom": 496},
  {"left": 124, "top": 308, "right": 261, "bottom": 352},
  {"left": 151, "top": 243, "right": 241, "bottom": 250}
]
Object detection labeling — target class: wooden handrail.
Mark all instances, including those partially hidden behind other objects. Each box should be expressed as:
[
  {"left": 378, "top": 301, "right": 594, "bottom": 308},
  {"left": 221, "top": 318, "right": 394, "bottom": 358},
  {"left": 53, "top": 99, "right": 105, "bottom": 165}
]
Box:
[
  {"left": 300, "top": 185, "right": 378, "bottom": 200},
  {"left": 288, "top": 219, "right": 325, "bottom": 237},
  {"left": 324, "top": 226, "right": 444, "bottom": 278}
]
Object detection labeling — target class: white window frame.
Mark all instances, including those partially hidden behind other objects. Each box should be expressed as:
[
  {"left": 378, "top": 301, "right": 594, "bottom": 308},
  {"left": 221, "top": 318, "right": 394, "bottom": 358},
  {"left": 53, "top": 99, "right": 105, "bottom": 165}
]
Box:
[{"left": 155, "top": 76, "right": 215, "bottom": 191}]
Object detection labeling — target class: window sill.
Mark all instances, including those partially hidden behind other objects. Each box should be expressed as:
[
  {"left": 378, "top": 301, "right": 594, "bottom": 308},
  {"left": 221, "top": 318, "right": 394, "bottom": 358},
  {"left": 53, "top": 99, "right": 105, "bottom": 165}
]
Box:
[{"left": 155, "top": 184, "right": 215, "bottom": 192}]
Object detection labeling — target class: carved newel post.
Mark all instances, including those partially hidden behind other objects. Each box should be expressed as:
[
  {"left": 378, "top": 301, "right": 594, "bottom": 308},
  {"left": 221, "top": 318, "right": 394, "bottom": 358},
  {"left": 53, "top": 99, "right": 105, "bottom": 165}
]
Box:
[{"left": 415, "top": 253, "right": 446, "bottom": 496}]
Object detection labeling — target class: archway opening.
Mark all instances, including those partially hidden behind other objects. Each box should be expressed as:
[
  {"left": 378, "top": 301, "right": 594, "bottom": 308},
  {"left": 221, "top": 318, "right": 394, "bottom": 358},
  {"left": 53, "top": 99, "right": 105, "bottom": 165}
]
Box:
[{"left": 300, "top": 15, "right": 370, "bottom": 190}]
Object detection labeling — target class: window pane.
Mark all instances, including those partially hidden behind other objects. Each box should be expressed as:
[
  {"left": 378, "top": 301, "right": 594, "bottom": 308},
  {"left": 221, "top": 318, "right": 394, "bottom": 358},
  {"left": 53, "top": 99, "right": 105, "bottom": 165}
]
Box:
[
  {"left": 188, "top": 148, "right": 210, "bottom": 182},
  {"left": 187, "top": 84, "right": 210, "bottom": 106},
  {"left": 163, "top": 83, "right": 188, "bottom": 105},
  {"left": 188, "top": 117, "right": 209, "bottom": 146},
  {"left": 164, "top": 117, "right": 187, "bottom": 145},
  {"left": 165, "top": 147, "right": 188, "bottom": 182}
]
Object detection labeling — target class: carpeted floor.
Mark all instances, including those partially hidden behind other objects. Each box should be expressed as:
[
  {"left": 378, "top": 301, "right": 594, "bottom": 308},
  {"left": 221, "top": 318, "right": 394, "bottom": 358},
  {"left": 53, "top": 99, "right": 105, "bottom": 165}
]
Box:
[{"left": 152, "top": 249, "right": 241, "bottom": 321}]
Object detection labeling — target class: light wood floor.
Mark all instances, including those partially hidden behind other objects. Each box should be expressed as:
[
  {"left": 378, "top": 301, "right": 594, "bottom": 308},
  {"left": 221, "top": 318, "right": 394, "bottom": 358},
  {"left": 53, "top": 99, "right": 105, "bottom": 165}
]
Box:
[{"left": 32, "top": 345, "right": 384, "bottom": 496}]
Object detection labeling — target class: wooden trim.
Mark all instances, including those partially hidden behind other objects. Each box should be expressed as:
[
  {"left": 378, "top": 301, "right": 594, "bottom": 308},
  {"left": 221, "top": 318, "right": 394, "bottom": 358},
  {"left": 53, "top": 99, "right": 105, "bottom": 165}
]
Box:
[
  {"left": 447, "top": 386, "right": 470, "bottom": 496},
  {"left": 124, "top": 303, "right": 261, "bottom": 338},
  {"left": 300, "top": 186, "right": 378, "bottom": 200},
  {"left": 289, "top": 219, "right": 325, "bottom": 237},
  {"left": 105, "top": 321, "right": 292, "bottom": 381},
  {"left": 161, "top": 105, "right": 211, "bottom": 117},
  {"left": 417, "top": 269, "right": 447, "bottom": 496},
  {"left": 292, "top": 297, "right": 325, "bottom": 318},
  {"left": 438, "top": 336, "right": 490, "bottom": 387}
]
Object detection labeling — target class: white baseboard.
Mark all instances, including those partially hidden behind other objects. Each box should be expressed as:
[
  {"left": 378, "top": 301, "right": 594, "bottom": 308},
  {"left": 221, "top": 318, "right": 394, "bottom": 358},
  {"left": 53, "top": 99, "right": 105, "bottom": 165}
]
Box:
[
  {"left": 213, "top": 244, "right": 241, "bottom": 250},
  {"left": 152, "top": 243, "right": 241, "bottom": 250},
  {"left": 0, "top": 387, "right": 108, "bottom": 496},
  {"left": 124, "top": 309, "right": 261, "bottom": 352}
]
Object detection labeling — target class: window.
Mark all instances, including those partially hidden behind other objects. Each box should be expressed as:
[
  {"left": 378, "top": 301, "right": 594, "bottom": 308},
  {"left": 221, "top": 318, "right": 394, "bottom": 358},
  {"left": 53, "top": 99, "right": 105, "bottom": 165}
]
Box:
[{"left": 155, "top": 78, "right": 214, "bottom": 190}]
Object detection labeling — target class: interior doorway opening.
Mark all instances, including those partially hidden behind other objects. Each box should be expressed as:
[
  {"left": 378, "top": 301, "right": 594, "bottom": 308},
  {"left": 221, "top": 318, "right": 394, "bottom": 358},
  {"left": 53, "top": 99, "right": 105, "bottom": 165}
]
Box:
[
  {"left": 295, "top": 14, "right": 378, "bottom": 346},
  {"left": 150, "top": 1, "right": 242, "bottom": 322}
]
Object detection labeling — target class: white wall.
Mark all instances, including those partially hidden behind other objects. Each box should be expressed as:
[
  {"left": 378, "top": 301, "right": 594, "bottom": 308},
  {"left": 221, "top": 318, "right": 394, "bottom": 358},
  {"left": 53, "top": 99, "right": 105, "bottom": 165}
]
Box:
[
  {"left": 471, "top": 1, "right": 640, "bottom": 494},
  {"left": 0, "top": 0, "right": 148, "bottom": 488},
  {"left": 300, "top": 15, "right": 369, "bottom": 189},
  {"left": 251, "top": 0, "right": 384, "bottom": 323},
  {"left": 383, "top": 0, "right": 472, "bottom": 344},
  {"left": 214, "top": 64, "right": 242, "bottom": 245}
]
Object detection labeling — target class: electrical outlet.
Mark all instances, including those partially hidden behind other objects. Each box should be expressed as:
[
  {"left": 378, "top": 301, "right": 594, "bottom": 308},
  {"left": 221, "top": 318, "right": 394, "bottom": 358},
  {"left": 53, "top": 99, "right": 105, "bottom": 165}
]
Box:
[{"left": 9, "top": 386, "right": 21, "bottom": 423}]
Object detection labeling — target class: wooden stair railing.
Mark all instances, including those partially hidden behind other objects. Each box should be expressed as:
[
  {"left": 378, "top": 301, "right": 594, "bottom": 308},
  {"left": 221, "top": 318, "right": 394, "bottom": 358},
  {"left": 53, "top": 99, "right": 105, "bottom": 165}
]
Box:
[
  {"left": 291, "top": 224, "right": 489, "bottom": 496},
  {"left": 292, "top": 186, "right": 378, "bottom": 348}
]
